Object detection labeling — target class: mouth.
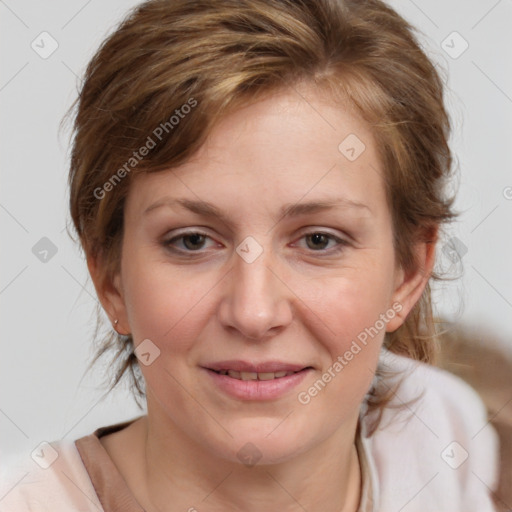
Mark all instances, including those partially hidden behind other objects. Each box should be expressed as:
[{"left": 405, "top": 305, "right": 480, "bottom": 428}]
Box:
[
  {"left": 201, "top": 361, "right": 313, "bottom": 400},
  {"left": 203, "top": 360, "right": 312, "bottom": 377},
  {"left": 209, "top": 369, "right": 308, "bottom": 381}
]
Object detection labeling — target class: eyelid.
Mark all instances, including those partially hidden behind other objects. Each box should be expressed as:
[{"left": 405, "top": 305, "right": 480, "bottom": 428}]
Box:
[
  {"left": 163, "top": 229, "right": 221, "bottom": 252},
  {"left": 291, "top": 229, "right": 349, "bottom": 253}
]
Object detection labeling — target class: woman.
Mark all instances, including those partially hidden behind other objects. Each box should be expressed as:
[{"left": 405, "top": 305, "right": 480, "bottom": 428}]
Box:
[{"left": 0, "top": 0, "right": 500, "bottom": 510}]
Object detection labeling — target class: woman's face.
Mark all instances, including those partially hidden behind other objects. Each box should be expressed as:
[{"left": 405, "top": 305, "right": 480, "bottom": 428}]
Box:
[{"left": 105, "top": 86, "right": 426, "bottom": 464}]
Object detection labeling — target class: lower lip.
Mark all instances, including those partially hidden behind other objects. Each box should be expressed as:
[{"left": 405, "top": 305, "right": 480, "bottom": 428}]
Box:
[{"left": 203, "top": 368, "right": 311, "bottom": 401}]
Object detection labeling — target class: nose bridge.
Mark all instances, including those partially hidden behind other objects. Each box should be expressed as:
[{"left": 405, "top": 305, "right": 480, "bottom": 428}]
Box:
[{"left": 219, "top": 238, "right": 292, "bottom": 340}]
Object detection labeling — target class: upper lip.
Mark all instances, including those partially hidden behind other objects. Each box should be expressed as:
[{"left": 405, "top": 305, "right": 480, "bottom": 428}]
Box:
[{"left": 203, "top": 360, "right": 311, "bottom": 373}]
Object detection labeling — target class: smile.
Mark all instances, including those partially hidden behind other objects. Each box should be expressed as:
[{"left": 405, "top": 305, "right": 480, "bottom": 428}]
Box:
[
  {"left": 211, "top": 369, "right": 300, "bottom": 380},
  {"left": 202, "top": 361, "right": 313, "bottom": 400}
]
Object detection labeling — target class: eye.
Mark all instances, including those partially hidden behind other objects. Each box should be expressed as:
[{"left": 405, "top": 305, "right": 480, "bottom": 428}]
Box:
[
  {"left": 163, "top": 231, "right": 218, "bottom": 252},
  {"left": 162, "top": 229, "right": 348, "bottom": 255},
  {"left": 295, "top": 231, "right": 348, "bottom": 253}
]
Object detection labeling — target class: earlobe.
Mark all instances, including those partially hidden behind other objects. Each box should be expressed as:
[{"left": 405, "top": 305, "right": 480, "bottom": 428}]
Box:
[{"left": 386, "top": 230, "right": 438, "bottom": 333}]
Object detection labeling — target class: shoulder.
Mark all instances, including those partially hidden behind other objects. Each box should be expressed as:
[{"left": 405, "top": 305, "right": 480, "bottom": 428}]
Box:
[
  {"left": 379, "top": 349, "right": 491, "bottom": 425},
  {"left": 0, "top": 439, "right": 102, "bottom": 512},
  {"left": 362, "top": 350, "right": 500, "bottom": 512}
]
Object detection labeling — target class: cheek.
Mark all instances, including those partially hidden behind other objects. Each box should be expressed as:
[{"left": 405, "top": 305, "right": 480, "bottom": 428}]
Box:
[
  {"left": 293, "top": 273, "right": 392, "bottom": 418},
  {"left": 296, "top": 263, "right": 396, "bottom": 354},
  {"left": 121, "top": 253, "right": 214, "bottom": 351}
]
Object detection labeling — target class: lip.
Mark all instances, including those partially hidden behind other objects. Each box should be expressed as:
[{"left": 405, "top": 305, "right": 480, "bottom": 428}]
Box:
[{"left": 201, "top": 360, "right": 313, "bottom": 401}]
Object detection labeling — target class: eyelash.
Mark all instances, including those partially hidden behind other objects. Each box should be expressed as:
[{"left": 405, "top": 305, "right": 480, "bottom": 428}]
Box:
[{"left": 162, "top": 230, "right": 349, "bottom": 256}]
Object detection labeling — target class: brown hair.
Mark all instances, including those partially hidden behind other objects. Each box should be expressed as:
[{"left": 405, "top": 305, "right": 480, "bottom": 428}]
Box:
[{"left": 66, "top": 0, "right": 456, "bottom": 426}]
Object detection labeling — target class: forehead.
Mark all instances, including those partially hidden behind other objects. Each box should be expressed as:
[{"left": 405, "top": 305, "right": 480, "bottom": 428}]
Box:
[{"left": 126, "top": 86, "right": 387, "bottom": 221}]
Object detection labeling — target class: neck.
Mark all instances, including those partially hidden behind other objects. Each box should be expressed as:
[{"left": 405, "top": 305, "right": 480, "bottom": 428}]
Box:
[{"left": 132, "top": 406, "right": 362, "bottom": 512}]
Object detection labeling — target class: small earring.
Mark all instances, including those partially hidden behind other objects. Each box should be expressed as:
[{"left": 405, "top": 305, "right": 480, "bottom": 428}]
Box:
[{"left": 113, "top": 318, "right": 131, "bottom": 337}]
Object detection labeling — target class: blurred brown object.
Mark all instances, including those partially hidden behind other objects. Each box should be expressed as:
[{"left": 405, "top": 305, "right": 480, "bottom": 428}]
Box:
[{"left": 437, "top": 321, "right": 512, "bottom": 512}]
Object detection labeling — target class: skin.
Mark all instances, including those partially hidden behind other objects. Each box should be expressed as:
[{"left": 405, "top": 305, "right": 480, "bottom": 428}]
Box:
[{"left": 88, "top": 84, "right": 436, "bottom": 512}]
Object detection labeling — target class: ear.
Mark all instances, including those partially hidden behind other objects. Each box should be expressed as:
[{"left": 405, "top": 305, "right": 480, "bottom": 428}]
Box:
[
  {"left": 386, "top": 227, "right": 438, "bottom": 333},
  {"left": 86, "top": 251, "right": 130, "bottom": 335}
]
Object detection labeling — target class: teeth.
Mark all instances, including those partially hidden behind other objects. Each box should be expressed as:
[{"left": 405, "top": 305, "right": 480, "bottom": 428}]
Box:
[
  {"left": 240, "top": 371, "right": 258, "bottom": 381},
  {"left": 258, "top": 372, "right": 275, "bottom": 381},
  {"left": 216, "top": 370, "right": 299, "bottom": 380}
]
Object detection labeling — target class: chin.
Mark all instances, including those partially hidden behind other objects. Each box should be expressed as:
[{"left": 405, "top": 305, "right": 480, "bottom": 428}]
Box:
[{"left": 213, "top": 416, "right": 318, "bottom": 467}]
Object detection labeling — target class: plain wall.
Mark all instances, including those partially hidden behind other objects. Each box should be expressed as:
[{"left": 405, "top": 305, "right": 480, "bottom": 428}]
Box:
[{"left": 1, "top": 0, "right": 511, "bottom": 460}]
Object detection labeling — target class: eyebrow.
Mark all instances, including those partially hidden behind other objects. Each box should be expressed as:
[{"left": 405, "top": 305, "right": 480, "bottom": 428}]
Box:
[{"left": 143, "top": 196, "right": 371, "bottom": 223}]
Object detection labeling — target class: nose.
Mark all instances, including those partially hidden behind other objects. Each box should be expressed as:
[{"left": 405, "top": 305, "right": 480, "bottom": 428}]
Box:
[{"left": 217, "top": 244, "right": 293, "bottom": 341}]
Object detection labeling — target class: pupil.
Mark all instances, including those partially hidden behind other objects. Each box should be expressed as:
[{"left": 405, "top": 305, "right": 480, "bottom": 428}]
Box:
[
  {"left": 308, "top": 233, "right": 328, "bottom": 250},
  {"left": 184, "top": 234, "right": 204, "bottom": 250}
]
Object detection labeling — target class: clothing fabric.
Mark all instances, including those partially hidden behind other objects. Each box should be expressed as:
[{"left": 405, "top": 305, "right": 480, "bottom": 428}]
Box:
[{"left": 0, "top": 351, "right": 500, "bottom": 511}]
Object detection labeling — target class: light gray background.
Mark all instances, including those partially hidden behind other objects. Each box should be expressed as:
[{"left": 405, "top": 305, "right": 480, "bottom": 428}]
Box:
[{"left": 1, "top": 0, "right": 511, "bottom": 461}]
